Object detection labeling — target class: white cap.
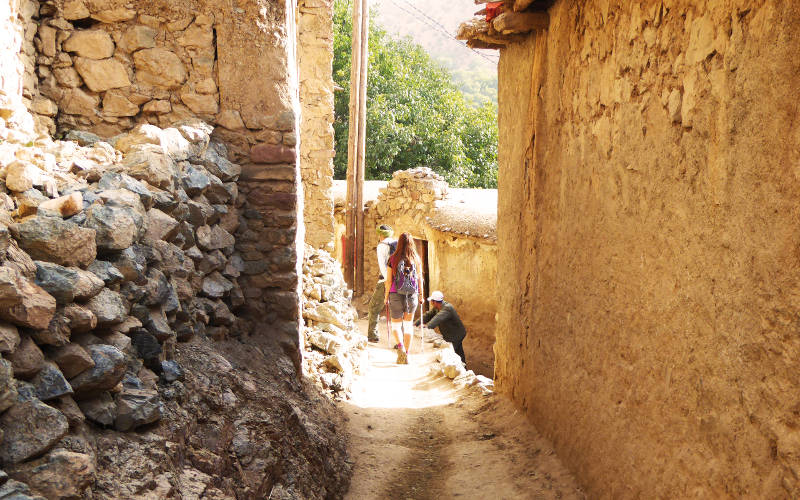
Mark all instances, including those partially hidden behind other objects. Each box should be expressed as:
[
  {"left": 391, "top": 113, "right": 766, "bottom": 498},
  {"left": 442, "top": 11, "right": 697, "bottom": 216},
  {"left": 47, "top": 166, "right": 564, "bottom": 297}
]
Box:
[{"left": 428, "top": 290, "right": 444, "bottom": 302}]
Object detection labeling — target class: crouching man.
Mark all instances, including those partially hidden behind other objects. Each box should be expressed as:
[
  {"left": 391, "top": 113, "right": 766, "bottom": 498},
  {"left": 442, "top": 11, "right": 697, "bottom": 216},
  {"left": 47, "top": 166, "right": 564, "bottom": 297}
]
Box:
[{"left": 416, "top": 291, "right": 467, "bottom": 364}]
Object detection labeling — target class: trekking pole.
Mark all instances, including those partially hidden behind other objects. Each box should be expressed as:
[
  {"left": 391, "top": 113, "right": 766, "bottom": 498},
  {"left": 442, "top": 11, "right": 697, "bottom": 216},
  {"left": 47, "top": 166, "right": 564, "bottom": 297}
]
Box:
[{"left": 385, "top": 303, "right": 391, "bottom": 345}]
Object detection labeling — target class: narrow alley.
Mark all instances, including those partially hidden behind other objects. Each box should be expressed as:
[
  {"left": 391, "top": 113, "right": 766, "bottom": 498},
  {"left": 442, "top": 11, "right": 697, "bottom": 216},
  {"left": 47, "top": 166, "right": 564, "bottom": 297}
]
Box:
[{"left": 341, "top": 321, "right": 584, "bottom": 499}]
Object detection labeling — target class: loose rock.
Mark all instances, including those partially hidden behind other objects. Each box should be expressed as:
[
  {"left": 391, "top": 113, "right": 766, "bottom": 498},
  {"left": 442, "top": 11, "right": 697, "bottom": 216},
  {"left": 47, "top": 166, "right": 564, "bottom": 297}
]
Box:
[
  {"left": 69, "top": 344, "right": 127, "bottom": 395},
  {"left": 0, "top": 398, "right": 68, "bottom": 464}
]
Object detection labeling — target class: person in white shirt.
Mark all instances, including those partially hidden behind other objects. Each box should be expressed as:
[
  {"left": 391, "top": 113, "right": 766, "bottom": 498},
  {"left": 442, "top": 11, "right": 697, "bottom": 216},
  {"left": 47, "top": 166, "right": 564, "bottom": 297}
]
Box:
[{"left": 366, "top": 224, "right": 397, "bottom": 342}]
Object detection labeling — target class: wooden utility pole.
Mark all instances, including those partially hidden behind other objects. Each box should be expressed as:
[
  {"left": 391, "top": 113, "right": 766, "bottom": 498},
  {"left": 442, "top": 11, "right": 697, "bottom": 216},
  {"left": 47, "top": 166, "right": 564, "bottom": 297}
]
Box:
[
  {"left": 354, "top": 0, "right": 369, "bottom": 296},
  {"left": 344, "top": 0, "right": 363, "bottom": 290},
  {"left": 345, "top": 0, "right": 369, "bottom": 293}
]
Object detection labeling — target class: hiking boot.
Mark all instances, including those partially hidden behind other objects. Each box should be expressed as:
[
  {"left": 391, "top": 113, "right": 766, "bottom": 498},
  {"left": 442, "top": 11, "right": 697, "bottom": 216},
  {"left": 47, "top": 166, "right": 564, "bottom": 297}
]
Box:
[
  {"left": 396, "top": 348, "right": 408, "bottom": 365},
  {"left": 367, "top": 335, "right": 379, "bottom": 343}
]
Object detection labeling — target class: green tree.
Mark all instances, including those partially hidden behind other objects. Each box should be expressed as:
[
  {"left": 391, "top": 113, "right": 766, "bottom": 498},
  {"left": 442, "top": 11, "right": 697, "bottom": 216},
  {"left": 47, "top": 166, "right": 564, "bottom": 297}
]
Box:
[{"left": 332, "top": 0, "right": 497, "bottom": 188}]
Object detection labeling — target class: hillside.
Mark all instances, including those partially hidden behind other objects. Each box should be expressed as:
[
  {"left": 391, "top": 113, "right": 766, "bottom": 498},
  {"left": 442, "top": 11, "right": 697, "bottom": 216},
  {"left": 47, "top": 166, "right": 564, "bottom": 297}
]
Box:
[{"left": 372, "top": 0, "right": 497, "bottom": 105}]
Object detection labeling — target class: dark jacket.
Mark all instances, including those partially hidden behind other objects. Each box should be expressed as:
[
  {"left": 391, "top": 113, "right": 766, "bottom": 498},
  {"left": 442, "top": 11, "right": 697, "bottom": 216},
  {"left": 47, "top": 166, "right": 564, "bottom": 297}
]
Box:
[{"left": 417, "top": 301, "right": 466, "bottom": 342}]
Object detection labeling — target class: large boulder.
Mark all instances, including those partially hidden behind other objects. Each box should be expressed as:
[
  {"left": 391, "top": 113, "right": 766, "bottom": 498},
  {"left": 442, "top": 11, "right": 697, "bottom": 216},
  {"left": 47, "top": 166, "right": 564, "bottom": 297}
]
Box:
[
  {"left": 34, "top": 261, "right": 104, "bottom": 303},
  {"left": 8, "top": 450, "right": 95, "bottom": 499},
  {"left": 11, "top": 216, "right": 96, "bottom": 267},
  {"left": 114, "top": 387, "right": 161, "bottom": 431},
  {"left": 69, "top": 344, "right": 126, "bottom": 395},
  {"left": 85, "top": 289, "right": 128, "bottom": 327},
  {"left": 0, "top": 266, "right": 56, "bottom": 330},
  {"left": 0, "top": 398, "right": 68, "bottom": 464},
  {"left": 47, "top": 343, "right": 95, "bottom": 379}
]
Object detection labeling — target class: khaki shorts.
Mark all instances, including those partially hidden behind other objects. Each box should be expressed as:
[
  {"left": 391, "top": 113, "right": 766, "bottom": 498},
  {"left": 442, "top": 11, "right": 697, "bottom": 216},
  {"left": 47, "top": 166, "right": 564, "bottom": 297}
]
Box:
[{"left": 388, "top": 292, "right": 418, "bottom": 319}]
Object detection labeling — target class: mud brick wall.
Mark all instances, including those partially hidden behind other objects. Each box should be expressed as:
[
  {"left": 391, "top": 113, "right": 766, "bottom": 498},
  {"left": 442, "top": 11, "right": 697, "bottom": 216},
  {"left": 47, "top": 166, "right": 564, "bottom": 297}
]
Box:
[{"left": 495, "top": 1, "right": 800, "bottom": 497}]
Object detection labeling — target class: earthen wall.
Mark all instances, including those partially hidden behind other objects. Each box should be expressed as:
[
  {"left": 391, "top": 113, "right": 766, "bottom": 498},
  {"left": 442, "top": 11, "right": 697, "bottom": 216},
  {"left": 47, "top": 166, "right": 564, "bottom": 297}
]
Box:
[{"left": 495, "top": 1, "right": 800, "bottom": 497}]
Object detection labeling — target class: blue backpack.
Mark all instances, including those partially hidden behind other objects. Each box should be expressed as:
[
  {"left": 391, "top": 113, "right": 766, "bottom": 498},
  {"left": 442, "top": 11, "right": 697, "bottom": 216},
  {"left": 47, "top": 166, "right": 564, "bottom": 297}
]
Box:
[{"left": 393, "top": 257, "right": 418, "bottom": 295}]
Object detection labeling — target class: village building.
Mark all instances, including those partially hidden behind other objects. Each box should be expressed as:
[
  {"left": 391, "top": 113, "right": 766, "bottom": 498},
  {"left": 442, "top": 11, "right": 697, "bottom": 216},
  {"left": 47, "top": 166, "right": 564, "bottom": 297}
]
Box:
[{"left": 332, "top": 168, "right": 498, "bottom": 377}]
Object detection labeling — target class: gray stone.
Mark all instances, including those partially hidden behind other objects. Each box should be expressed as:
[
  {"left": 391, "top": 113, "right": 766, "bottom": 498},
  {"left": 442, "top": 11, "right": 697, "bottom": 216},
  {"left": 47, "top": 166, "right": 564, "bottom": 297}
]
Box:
[
  {"left": 130, "top": 332, "right": 161, "bottom": 368},
  {"left": 64, "top": 130, "right": 101, "bottom": 146},
  {"left": 196, "top": 225, "right": 235, "bottom": 251},
  {"left": 85, "top": 289, "right": 128, "bottom": 327},
  {"left": 140, "top": 307, "right": 172, "bottom": 341},
  {"left": 204, "top": 176, "right": 230, "bottom": 204},
  {"left": 114, "top": 388, "right": 161, "bottom": 431},
  {"left": 97, "top": 172, "right": 153, "bottom": 209},
  {"left": 34, "top": 261, "right": 104, "bottom": 303},
  {"left": 84, "top": 203, "right": 141, "bottom": 251},
  {"left": 0, "top": 399, "right": 68, "bottom": 464},
  {"left": 199, "top": 141, "right": 241, "bottom": 181},
  {"left": 201, "top": 272, "right": 233, "bottom": 299},
  {"left": 210, "top": 300, "right": 235, "bottom": 326},
  {"left": 10, "top": 216, "right": 96, "bottom": 267},
  {"left": 69, "top": 344, "right": 126, "bottom": 395},
  {"left": 0, "top": 479, "right": 42, "bottom": 499},
  {"left": 159, "top": 360, "right": 184, "bottom": 383},
  {"left": 31, "top": 362, "right": 73, "bottom": 401},
  {"left": 47, "top": 343, "right": 94, "bottom": 379},
  {"left": 77, "top": 391, "right": 116, "bottom": 426},
  {"left": 30, "top": 312, "right": 71, "bottom": 346},
  {"left": 182, "top": 165, "right": 211, "bottom": 196},
  {"left": 87, "top": 260, "right": 124, "bottom": 285},
  {"left": 109, "top": 246, "right": 147, "bottom": 284}
]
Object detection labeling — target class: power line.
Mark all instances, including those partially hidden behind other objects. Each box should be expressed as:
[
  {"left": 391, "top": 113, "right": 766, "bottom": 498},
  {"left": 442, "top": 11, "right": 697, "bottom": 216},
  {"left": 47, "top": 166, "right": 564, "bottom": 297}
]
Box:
[{"left": 382, "top": 0, "right": 500, "bottom": 64}]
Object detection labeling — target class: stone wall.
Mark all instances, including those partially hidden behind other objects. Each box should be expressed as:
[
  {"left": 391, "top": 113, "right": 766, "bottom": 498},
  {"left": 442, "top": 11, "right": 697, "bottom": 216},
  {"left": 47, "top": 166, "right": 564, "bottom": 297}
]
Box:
[
  {"left": 495, "top": 0, "right": 800, "bottom": 497},
  {"left": 22, "top": 0, "right": 306, "bottom": 366},
  {"left": 298, "top": 0, "right": 336, "bottom": 252}
]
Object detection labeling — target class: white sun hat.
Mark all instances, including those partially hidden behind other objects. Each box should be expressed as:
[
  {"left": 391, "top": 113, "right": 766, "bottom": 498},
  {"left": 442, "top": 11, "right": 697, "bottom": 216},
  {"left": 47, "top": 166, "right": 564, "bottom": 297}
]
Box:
[{"left": 427, "top": 290, "right": 444, "bottom": 302}]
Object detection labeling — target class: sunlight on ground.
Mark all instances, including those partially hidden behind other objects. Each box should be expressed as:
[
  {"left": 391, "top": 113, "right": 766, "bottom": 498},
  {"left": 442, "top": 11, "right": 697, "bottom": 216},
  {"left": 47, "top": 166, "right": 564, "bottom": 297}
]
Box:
[{"left": 349, "top": 321, "right": 459, "bottom": 410}]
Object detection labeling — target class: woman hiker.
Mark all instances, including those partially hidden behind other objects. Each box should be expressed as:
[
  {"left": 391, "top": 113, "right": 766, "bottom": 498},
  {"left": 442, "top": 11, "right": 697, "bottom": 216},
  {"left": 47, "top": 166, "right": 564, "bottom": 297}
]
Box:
[{"left": 384, "top": 232, "right": 424, "bottom": 364}]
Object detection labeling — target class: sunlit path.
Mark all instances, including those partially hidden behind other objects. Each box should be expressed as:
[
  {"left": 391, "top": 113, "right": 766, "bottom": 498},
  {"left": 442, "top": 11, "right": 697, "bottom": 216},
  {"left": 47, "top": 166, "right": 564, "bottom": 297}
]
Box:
[{"left": 340, "top": 321, "right": 584, "bottom": 500}]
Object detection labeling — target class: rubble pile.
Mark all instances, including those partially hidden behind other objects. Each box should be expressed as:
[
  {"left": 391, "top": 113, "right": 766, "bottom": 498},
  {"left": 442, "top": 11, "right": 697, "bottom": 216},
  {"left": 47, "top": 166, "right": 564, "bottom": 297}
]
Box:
[
  {"left": 301, "top": 245, "right": 368, "bottom": 397},
  {"left": 0, "top": 119, "right": 286, "bottom": 498},
  {"left": 431, "top": 341, "right": 494, "bottom": 395}
]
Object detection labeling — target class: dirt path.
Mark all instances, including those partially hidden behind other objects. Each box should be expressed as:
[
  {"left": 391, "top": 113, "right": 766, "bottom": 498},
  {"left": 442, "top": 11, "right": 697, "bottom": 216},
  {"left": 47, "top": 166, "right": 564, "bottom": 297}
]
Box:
[{"left": 340, "top": 321, "right": 584, "bottom": 499}]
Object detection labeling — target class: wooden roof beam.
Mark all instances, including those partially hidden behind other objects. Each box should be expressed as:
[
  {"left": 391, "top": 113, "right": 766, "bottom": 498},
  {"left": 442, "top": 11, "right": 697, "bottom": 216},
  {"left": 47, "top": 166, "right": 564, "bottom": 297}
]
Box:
[{"left": 492, "top": 11, "right": 549, "bottom": 34}]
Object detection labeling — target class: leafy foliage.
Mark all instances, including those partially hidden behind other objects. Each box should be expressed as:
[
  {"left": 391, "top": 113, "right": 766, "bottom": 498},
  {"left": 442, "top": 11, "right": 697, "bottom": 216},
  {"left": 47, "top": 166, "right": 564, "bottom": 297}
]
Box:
[{"left": 332, "top": 0, "right": 498, "bottom": 188}]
